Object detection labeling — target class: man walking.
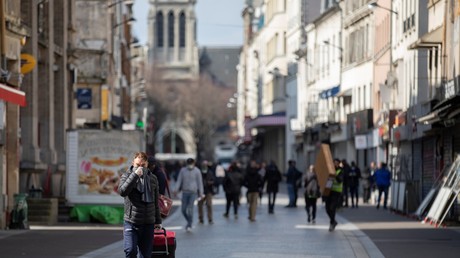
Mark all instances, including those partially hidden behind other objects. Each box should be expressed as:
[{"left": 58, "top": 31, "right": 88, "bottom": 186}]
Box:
[
  {"left": 198, "top": 160, "right": 215, "bottom": 224},
  {"left": 348, "top": 161, "right": 361, "bottom": 208},
  {"left": 374, "top": 162, "right": 391, "bottom": 209},
  {"left": 325, "top": 158, "right": 344, "bottom": 232},
  {"left": 244, "top": 160, "right": 263, "bottom": 222},
  {"left": 265, "top": 161, "right": 282, "bottom": 214},
  {"left": 118, "top": 152, "right": 162, "bottom": 258},
  {"left": 174, "top": 158, "right": 204, "bottom": 232},
  {"left": 285, "top": 160, "right": 302, "bottom": 207},
  {"left": 341, "top": 159, "right": 350, "bottom": 208}
]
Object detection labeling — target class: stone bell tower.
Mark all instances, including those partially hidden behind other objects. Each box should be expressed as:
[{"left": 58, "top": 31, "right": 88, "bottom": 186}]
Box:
[{"left": 147, "top": 0, "right": 199, "bottom": 80}]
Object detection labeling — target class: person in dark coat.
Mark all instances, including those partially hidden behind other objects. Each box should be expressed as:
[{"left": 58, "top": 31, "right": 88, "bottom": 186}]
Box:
[
  {"left": 118, "top": 152, "right": 162, "bottom": 258},
  {"left": 258, "top": 161, "right": 266, "bottom": 204},
  {"left": 198, "top": 160, "right": 215, "bottom": 224},
  {"left": 264, "top": 160, "right": 282, "bottom": 214},
  {"left": 341, "top": 159, "right": 351, "bottom": 208},
  {"left": 223, "top": 161, "right": 244, "bottom": 219},
  {"left": 148, "top": 156, "right": 167, "bottom": 195},
  {"left": 348, "top": 161, "right": 361, "bottom": 208},
  {"left": 285, "top": 160, "right": 302, "bottom": 207},
  {"left": 244, "top": 160, "right": 263, "bottom": 222},
  {"left": 304, "top": 165, "right": 320, "bottom": 223}
]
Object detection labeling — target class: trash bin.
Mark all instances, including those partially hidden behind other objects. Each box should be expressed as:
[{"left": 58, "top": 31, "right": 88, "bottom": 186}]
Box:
[{"left": 9, "top": 193, "right": 29, "bottom": 229}]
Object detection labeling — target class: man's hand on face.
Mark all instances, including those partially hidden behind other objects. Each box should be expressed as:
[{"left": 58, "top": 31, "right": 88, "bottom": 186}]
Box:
[
  {"left": 135, "top": 167, "right": 143, "bottom": 176},
  {"left": 133, "top": 157, "right": 147, "bottom": 176}
]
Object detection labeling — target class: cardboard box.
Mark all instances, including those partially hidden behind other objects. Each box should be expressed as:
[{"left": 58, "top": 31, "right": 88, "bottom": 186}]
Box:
[{"left": 314, "top": 144, "right": 336, "bottom": 196}]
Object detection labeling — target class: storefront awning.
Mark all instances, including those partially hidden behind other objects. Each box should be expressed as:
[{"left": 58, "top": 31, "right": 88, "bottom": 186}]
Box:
[
  {"left": 416, "top": 104, "right": 451, "bottom": 125},
  {"left": 409, "top": 26, "right": 442, "bottom": 49},
  {"left": 245, "top": 113, "right": 286, "bottom": 129},
  {"left": 336, "top": 88, "right": 352, "bottom": 97},
  {"left": 0, "top": 83, "right": 26, "bottom": 106},
  {"left": 319, "top": 85, "right": 340, "bottom": 99}
]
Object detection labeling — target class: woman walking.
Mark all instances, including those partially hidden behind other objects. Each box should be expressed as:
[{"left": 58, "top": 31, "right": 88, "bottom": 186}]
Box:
[
  {"left": 304, "top": 165, "right": 320, "bottom": 223},
  {"left": 264, "top": 160, "right": 282, "bottom": 214}
]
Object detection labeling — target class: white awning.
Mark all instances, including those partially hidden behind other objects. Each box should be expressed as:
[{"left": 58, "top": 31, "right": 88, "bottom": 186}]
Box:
[{"left": 409, "top": 26, "right": 443, "bottom": 49}]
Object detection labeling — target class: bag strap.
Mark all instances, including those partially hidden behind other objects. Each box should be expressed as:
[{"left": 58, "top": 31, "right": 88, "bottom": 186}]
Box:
[{"left": 162, "top": 168, "right": 171, "bottom": 197}]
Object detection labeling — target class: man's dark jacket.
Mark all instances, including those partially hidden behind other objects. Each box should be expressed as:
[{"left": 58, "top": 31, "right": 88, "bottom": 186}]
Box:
[
  {"left": 265, "top": 163, "right": 282, "bottom": 193},
  {"left": 201, "top": 169, "right": 215, "bottom": 195},
  {"left": 244, "top": 167, "right": 263, "bottom": 193},
  {"left": 118, "top": 166, "right": 162, "bottom": 225},
  {"left": 286, "top": 166, "right": 302, "bottom": 185}
]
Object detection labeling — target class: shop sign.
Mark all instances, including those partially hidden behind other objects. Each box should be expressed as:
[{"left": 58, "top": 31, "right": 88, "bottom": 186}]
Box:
[
  {"left": 20, "top": 54, "right": 36, "bottom": 74},
  {"left": 347, "top": 109, "right": 373, "bottom": 136},
  {"left": 444, "top": 79, "right": 457, "bottom": 100},
  {"left": 355, "top": 135, "right": 367, "bottom": 149},
  {"left": 76, "top": 88, "right": 92, "bottom": 109}
]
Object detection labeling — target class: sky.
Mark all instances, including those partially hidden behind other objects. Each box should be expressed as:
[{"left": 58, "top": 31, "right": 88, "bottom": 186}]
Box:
[{"left": 132, "top": 0, "right": 244, "bottom": 46}]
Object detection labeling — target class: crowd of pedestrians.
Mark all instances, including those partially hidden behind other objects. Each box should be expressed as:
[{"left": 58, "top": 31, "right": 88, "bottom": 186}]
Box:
[
  {"left": 168, "top": 157, "right": 392, "bottom": 230},
  {"left": 117, "top": 150, "right": 393, "bottom": 256}
]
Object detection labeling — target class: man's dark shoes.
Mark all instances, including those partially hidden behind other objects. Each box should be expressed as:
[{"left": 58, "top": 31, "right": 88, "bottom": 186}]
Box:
[{"left": 329, "top": 221, "right": 337, "bottom": 232}]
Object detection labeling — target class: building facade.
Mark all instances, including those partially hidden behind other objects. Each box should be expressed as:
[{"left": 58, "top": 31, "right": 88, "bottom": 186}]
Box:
[
  {"left": 0, "top": 0, "right": 29, "bottom": 229},
  {"left": 236, "top": 0, "right": 460, "bottom": 220},
  {"left": 0, "top": 0, "right": 137, "bottom": 229},
  {"left": 304, "top": 1, "right": 342, "bottom": 168}
]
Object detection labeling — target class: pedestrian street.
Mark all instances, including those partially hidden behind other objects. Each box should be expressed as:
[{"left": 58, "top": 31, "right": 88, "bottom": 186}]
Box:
[{"left": 81, "top": 188, "right": 384, "bottom": 258}]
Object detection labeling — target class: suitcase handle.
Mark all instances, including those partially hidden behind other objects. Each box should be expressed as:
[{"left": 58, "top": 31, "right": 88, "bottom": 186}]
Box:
[
  {"left": 154, "top": 227, "right": 167, "bottom": 236},
  {"left": 153, "top": 227, "right": 169, "bottom": 255}
]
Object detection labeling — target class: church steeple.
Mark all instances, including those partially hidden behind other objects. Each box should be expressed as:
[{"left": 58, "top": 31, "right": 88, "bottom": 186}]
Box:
[{"left": 148, "top": 0, "right": 199, "bottom": 78}]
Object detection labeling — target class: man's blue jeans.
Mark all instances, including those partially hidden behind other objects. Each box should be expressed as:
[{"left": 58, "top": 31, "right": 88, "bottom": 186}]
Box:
[
  {"left": 181, "top": 192, "right": 197, "bottom": 228},
  {"left": 123, "top": 221, "right": 154, "bottom": 258}
]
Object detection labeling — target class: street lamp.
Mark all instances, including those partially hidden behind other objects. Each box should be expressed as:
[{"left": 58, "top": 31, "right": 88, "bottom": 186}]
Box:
[
  {"left": 323, "top": 40, "right": 342, "bottom": 58},
  {"left": 368, "top": 2, "right": 398, "bottom": 15}
]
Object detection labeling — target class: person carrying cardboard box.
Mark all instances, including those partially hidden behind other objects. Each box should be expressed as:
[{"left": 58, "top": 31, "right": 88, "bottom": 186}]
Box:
[{"left": 324, "top": 158, "right": 344, "bottom": 232}]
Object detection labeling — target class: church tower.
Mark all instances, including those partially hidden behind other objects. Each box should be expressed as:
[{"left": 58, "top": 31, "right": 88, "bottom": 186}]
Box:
[
  {"left": 147, "top": 0, "right": 199, "bottom": 157},
  {"left": 147, "top": 0, "right": 199, "bottom": 80}
]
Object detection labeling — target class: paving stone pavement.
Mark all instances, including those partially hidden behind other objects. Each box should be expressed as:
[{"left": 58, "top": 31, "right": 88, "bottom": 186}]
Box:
[{"left": 3, "top": 184, "right": 459, "bottom": 257}]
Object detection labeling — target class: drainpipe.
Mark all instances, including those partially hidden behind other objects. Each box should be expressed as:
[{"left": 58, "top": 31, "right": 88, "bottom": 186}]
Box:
[
  {"left": 0, "top": 0, "right": 6, "bottom": 67},
  {"left": 441, "top": 0, "right": 448, "bottom": 84}
]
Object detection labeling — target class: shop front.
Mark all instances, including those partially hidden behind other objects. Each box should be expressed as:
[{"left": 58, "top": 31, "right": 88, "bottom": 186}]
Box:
[
  {"left": 346, "top": 109, "right": 374, "bottom": 168},
  {"left": 246, "top": 113, "right": 286, "bottom": 171}
]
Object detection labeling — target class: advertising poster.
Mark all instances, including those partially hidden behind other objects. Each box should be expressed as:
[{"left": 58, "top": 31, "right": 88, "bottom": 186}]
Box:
[{"left": 66, "top": 130, "right": 145, "bottom": 204}]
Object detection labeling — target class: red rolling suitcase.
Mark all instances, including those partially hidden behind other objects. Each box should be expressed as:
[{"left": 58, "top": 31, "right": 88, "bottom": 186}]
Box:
[{"left": 152, "top": 228, "right": 176, "bottom": 258}]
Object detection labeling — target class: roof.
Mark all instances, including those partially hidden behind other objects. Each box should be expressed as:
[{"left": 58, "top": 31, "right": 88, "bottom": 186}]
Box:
[{"left": 199, "top": 47, "right": 240, "bottom": 88}]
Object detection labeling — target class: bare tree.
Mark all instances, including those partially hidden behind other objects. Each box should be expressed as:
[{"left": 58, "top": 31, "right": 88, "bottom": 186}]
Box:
[{"left": 146, "top": 66, "right": 234, "bottom": 160}]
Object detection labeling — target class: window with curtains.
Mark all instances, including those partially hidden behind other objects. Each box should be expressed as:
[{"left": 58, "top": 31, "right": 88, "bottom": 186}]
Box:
[
  {"left": 168, "top": 11, "right": 174, "bottom": 48},
  {"left": 156, "top": 11, "right": 164, "bottom": 47}
]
